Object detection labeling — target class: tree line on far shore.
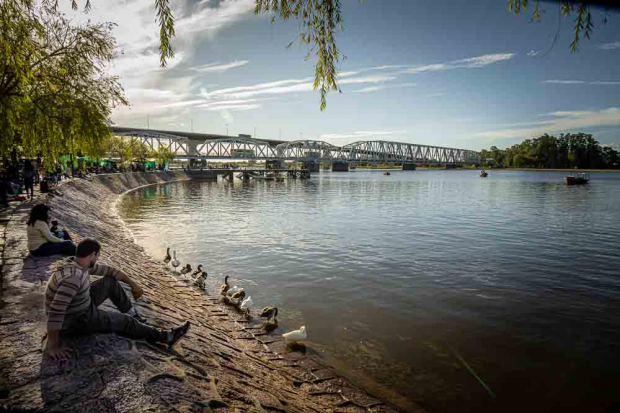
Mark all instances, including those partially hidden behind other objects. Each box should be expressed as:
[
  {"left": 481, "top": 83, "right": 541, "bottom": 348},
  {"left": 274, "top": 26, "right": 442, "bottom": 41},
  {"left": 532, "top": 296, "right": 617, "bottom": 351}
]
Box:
[{"left": 481, "top": 133, "right": 620, "bottom": 169}]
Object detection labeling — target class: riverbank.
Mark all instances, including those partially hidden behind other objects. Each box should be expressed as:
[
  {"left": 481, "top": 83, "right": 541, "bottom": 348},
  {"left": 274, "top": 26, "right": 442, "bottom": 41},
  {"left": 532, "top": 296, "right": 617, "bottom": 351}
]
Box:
[
  {"left": 0, "top": 171, "right": 418, "bottom": 413},
  {"left": 498, "top": 168, "right": 620, "bottom": 172}
]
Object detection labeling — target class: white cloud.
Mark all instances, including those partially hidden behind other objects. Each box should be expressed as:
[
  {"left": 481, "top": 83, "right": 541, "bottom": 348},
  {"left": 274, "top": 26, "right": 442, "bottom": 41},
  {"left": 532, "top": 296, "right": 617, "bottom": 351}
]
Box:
[
  {"left": 193, "top": 60, "right": 249, "bottom": 73},
  {"left": 201, "top": 74, "right": 396, "bottom": 100},
  {"left": 542, "top": 80, "right": 620, "bottom": 85},
  {"left": 220, "top": 109, "right": 234, "bottom": 124},
  {"left": 339, "top": 75, "right": 396, "bottom": 85},
  {"left": 527, "top": 50, "right": 541, "bottom": 57},
  {"left": 598, "top": 41, "right": 620, "bottom": 50},
  {"left": 475, "top": 107, "right": 620, "bottom": 140},
  {"left": 543, "top": 80, "right": 585, "bottom": 84},
  {"left": 176, "top": 0, "right": 256, "bottom": 34},
  {"left": 352, "top": 83, "right": 416, "bottom": 93},
  {"left": 403, "top": 53, "right": 515, "bottom": 75}
]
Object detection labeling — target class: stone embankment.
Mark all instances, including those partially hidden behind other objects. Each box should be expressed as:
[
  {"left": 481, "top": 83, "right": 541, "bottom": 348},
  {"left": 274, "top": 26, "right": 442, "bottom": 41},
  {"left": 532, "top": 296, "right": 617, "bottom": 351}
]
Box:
[{"left": 0, "top": 172, "right": 419, "bottom": 413}]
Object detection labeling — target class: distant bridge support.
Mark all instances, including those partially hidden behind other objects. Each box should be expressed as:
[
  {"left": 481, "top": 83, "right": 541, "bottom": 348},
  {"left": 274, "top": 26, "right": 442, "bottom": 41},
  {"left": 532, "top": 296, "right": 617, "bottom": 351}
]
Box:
[
  {"left": 332, "top": 162, "right": 349, "bottom": 172},
  {"left": 402, "top": 163, "right": 417, "bottom": 171},
  {"left": 302, "top": 161, "right": 320, "bottom": 172},
  {"left": 266, "top": 159, "right": 284, "bottom": 169}
]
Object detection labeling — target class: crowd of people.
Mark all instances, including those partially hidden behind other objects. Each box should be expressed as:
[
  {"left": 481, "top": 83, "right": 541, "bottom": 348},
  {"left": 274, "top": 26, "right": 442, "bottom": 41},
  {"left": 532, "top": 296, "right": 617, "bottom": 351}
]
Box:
[
  {"left": 25, "top": 203, "right": 191, "bottom": 360},
  {"left": 0, "top": 158, "right": 171, "bottom": 207}
]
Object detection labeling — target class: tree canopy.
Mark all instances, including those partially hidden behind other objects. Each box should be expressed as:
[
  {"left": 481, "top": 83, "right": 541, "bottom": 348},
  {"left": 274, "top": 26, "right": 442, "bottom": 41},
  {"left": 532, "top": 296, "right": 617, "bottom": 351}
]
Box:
[
  {"left": 509, "top": 1, "right": 612, "bottom": 52},
  {"left": 0, "top": 0, "right": 126, "bottom": 168},
  {"left": 481, "top": 133, "right": 619, "bottom": 169}
]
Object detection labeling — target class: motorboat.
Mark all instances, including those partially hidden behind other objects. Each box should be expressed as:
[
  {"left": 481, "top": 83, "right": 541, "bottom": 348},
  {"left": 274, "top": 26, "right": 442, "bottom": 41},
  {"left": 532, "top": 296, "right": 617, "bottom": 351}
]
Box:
[{"left": 565, "top": 172, "right": 589, "bottom": 185}]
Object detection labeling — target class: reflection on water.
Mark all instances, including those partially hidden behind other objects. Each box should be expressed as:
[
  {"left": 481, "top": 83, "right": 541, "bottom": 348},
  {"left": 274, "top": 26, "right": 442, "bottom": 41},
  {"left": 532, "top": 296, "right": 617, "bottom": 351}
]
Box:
[{"left": 119, "top": 170, "right": 620, "bottom": 413}]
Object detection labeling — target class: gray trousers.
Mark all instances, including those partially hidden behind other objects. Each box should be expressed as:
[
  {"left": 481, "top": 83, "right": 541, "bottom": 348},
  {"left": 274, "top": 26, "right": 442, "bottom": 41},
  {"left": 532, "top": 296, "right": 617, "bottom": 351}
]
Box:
[{"left": 66, "top": 277, "right": 165, "bottom": 343}]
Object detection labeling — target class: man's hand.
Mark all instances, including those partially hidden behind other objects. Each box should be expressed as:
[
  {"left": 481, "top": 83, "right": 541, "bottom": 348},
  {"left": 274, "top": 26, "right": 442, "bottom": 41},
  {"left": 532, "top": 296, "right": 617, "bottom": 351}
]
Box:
[
  {"left": 131, "top": 283, "right": 143, "bottom": 299},
  {"left": 46, "top": 330, "right": 72, "bottom": 361}
]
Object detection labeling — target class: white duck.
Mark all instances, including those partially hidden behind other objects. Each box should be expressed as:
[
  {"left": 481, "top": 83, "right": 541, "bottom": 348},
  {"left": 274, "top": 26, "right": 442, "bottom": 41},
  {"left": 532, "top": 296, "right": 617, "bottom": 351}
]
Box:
[
  {"left": 226, "top": 285, "right": 241, "bottom": 296},
  {"left": 171, "top": 250, "right": 180, "bottom": 273},
  {"left": 240, "top": 296, "right": 253, "bottom": 315},
  {"left": 283, "top": 326, "right": 307, "bottom": 343}
]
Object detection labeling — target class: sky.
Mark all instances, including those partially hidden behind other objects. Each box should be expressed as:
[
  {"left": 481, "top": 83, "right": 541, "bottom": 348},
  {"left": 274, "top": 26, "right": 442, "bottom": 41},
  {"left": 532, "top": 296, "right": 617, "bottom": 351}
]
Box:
[{"left": 66, "top": 0, "right": 620, "bottom": 151}]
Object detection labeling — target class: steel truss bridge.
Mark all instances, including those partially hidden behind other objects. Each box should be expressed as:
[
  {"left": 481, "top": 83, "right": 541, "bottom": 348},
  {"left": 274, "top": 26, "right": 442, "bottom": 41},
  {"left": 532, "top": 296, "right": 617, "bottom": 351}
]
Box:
[{"left": 111, "top": 127, "right": 480, "bottom": 165}]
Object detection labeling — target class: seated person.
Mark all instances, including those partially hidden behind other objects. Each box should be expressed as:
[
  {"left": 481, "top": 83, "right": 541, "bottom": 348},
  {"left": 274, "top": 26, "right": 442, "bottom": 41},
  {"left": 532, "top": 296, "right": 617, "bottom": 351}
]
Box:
[
  {"left": 45, "top": 239, "right": 190, "bottom": 360},
  {"left": 27, "top": 204, "right": 77, "bottom": 256},
  {"left": 50, "top": 220, "right": 72, "bottom": 241}
]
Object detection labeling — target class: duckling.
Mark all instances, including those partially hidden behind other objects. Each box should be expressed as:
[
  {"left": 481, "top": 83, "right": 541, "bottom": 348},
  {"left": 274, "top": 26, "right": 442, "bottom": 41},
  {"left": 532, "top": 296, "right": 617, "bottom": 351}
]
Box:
[
  {"left": 191, "top": 264, "right": 203, "bottom": 278},
  {"left": 283, "top": 326, "right": 306, "bottom": 344},
  {"left": 163, "top": 247, "right": 171, "bottom": 264},
  {"left": 260, "top": 307, "right": 278, "bottom": 332},
  {"left": 219, "top": 275, "right": 230, "bottom": 296},
  {"left": 180, "top": 264, "right": 192, "bottom": 275}
]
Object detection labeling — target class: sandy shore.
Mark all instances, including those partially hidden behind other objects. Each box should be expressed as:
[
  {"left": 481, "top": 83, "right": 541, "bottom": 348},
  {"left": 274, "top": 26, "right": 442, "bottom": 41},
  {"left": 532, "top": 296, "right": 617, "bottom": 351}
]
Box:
[{"left": 0, "top": 171, "right": 421, "bottom": 413}]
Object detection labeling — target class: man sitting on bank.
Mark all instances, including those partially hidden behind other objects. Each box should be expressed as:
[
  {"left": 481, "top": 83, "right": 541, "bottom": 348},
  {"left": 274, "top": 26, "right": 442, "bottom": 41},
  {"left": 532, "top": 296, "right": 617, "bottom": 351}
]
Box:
[{"left": 45, "top": 238, "right": 190, "bottom": 360}]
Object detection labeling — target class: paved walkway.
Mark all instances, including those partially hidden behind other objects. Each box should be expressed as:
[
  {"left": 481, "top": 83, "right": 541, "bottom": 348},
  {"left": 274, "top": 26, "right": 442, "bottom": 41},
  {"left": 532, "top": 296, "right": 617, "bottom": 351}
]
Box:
[{"left": 0, "top": 172, "right": 418, "bottom": 413}]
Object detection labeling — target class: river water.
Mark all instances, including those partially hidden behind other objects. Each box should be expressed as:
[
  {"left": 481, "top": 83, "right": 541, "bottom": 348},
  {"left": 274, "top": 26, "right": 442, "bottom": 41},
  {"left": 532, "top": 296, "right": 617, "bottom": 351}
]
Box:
[{"left": 118, "top": 170, "right": 620, "bottom": 413}]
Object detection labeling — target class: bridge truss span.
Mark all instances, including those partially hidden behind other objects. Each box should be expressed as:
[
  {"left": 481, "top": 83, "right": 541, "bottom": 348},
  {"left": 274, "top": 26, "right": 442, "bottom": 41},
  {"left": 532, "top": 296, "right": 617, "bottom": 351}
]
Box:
[
  {"left": 275, "top": 140, "right": 341, "bottom": 161},
  {"left": 110, "top": 127, "right": 480, "bottom": 165},
  {"left": 337, "top": 141, "right": 479, "bottom": 164}
]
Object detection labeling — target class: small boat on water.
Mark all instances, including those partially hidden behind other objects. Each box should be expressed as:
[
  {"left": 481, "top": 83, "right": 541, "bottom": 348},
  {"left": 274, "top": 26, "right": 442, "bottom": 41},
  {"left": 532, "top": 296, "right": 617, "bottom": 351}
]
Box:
[
  {"left": 565, "top": 172, "right": 590, "bottom": 185},
  {"left": 383, "top": 171, "right": 391, "bottom": 176},
  {"left": 480, "top": 170, "right": 488, "bottom": 178}
]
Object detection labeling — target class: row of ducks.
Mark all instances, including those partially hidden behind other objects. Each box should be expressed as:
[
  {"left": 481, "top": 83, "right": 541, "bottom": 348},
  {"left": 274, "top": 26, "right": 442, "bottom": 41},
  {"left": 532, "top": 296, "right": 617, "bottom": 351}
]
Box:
[
  {"left": 164, "top": 247, "right": 208, "bottom": 289},
  {"left": 165, "top": 247, "right": 307, "bottom": 343},
  {"left": 220, "top": 275, "right": 307, "bottom": 343}
]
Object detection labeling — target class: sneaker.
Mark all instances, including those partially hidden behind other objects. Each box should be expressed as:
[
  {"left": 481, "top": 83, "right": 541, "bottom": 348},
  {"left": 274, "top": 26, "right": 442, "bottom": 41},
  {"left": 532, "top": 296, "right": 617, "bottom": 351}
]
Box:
[{"left": 167, "top": 321, "right": 190, "bottom": 347}]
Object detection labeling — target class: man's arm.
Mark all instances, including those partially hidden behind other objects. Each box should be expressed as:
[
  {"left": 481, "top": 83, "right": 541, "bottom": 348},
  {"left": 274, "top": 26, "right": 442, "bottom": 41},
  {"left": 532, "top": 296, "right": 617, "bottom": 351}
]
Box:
[
  {"left": 91, "top": 263, "right": 143, "bottom": 299},
  {"left": 46, "top": 273, "right": 80, "bottom": 359}
]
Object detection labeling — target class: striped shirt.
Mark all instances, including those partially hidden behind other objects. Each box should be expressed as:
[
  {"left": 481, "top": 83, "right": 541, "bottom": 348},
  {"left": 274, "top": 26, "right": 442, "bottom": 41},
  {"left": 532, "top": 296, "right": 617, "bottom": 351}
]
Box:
[
  {"left": 45, "top": 258, "right": 121, "bottom": 331},
  {"left": 27, "top": 220, "right": 63, "bottom": 251}
]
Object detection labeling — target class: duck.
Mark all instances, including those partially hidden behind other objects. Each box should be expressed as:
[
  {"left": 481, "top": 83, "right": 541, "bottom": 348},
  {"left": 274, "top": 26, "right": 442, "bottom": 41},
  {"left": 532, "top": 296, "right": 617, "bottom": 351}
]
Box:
[
  {"left": 193, "top": 271, "right": 208, "bottom": 290},
  {"left": 230, "top": 289, "right": 246, "bottom": 301},
  {"left": 171, "top": 250, "right": 180, "bottom": 270},
  {"left": 283, "top": 326, "right": 306, "bottom": 343},
  {"left": 191, "top": 264, "right": 203, "bottom": 278},
  {"left": 219, "top": 275, "right": 230, "bottom": 296},
  {"left": 260, "top": 307, "right": 278, "bottom": 320},
  {"left": 226, "top": 285, "right": 241, "bottom": 296},
  {"left": 180, "top": 264, "right": 192, "bottom": 275},
  {"left": 240, "top": 296, "right": 253, "bottom": 316},
  {"left": 260, "top": 307, "right": 278, "bottom": 332},
  {"left": 163, "top": 247, "right": 171, "bottom": 264}
]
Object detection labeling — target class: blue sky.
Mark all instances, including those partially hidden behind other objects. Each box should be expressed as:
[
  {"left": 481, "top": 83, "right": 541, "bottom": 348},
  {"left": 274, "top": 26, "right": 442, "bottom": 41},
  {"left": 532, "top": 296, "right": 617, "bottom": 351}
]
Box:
[{"left": 75, "top": 0, "right": 620, "bottom": 150}]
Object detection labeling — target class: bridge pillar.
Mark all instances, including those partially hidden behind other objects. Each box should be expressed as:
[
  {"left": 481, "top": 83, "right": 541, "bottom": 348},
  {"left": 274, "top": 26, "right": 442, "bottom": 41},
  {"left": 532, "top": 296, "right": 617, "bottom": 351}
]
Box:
[
  {"left": 402, "top": 163, "right": 417, "bottom": 171},
  {"left": 332, "top": 162, "right": 349, "bottom": 172},
  {"left": 445, "top": 164, "right": 457, "bottom": 169},
  {"left": 302, "top": 161, "right": 320, "bottom": 172}
]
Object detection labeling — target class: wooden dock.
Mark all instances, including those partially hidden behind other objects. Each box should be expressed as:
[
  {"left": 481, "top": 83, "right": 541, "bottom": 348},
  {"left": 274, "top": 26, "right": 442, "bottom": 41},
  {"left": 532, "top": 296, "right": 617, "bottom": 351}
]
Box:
[{"left": 185, "top": 168, "right": 311, "bottom": 181}]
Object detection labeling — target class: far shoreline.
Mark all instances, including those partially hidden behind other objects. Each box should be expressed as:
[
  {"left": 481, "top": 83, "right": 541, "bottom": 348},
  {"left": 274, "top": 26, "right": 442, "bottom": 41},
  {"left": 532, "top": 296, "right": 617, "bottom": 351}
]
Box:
[{"left": 492, "top": 168, "right": 620, "bottom": 173}]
